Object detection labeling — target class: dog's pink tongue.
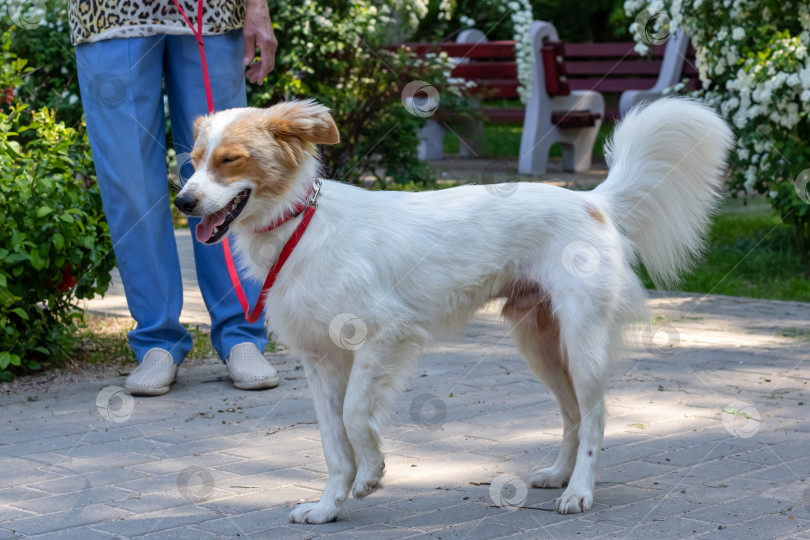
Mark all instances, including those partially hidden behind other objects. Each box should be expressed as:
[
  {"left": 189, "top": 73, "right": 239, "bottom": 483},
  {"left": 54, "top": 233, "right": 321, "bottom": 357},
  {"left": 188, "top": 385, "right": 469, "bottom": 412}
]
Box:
[{"left": 195, "top": 209, "right": 227, "bottom": 243}]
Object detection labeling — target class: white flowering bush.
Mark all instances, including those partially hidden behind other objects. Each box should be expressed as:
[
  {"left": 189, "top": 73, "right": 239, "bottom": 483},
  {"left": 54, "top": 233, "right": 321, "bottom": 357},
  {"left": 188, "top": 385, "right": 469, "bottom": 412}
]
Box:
[
  {"left": 509, "top": 0, "right": 535, "bottom": 102},
  {"left": 626, "top": 0, "right": 810, "bottom": 247}
]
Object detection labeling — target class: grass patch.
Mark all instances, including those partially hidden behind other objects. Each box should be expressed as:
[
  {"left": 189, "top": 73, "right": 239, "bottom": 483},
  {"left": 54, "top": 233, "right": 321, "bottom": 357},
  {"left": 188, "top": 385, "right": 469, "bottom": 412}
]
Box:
[
  {"left": 70, "top": 315, "right": 278, "bottom": 367},
  {"left": 779, "top": 328, "right": 810, "bottom": 340},
  {"left": 443, "top": 122, "right": 613, "bottom": 159},
  {"left": 75, "top": 315, "right": 137, "bottom": 365},
  {"left": 642, "top": 210, "right": 810, "bottom": 302}
]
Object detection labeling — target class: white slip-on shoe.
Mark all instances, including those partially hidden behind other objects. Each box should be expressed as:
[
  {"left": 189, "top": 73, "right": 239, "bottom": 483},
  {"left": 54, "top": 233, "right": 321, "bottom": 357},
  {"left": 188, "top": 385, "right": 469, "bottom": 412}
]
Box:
[
  {"left": 124, "top": 348, "right": 179, "bottom": 396},
  {"left": 227, "top": 343, "right": 280, "bottom": 390}
]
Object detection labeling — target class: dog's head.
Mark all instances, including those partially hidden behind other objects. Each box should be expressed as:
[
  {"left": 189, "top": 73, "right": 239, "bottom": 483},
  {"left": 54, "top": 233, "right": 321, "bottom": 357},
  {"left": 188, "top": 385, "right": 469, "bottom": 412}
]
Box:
[{"left": 175, "top": 100, "right": 340, "bottom": 244}]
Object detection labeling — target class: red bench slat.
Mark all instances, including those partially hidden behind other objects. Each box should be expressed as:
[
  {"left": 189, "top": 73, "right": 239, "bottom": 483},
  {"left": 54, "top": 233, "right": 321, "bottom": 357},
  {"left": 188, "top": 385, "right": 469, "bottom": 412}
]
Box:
[
  {"left": 568, "top": 78, "right": 660, "bottom": 92},
  {"left": 562, "top": 42, "right": 668, "bottom": 57},
  {"left": 405, "top": 41, "right": 517, "bottom": 58},
  {"left": 565, "top": 60, "right": 663, "bottom": 75},
  {"left": 452, "top": 62, "right": 518, "bottom": 79},
  {"left": 551, "top": 110, "right": 601, "bottom": 129},
  {"left": 468, "top": 80, "right": 520, "bottom": 98}
]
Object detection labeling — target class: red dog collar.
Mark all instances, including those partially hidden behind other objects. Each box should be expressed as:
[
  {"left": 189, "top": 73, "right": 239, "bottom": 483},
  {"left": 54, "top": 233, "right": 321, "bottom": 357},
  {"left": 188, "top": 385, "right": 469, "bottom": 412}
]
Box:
[{"left": 224, "top": 180, "right": 322, "bottom": 323}]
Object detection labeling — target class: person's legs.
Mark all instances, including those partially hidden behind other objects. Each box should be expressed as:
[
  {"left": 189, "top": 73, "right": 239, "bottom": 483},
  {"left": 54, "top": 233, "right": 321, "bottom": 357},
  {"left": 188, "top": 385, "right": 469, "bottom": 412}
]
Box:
[
  {"left": 164, "top": 30, "right": 268, "bottom": 361},
  {"left": 76, "top": 36, "right": 192, "bottom": 367}
]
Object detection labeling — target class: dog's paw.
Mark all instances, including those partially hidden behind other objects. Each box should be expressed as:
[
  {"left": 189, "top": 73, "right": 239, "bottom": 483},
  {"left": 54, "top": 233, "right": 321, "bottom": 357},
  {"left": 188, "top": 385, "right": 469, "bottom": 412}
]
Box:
[
  {"left": 530, "top": 466, "right": 570, "bottom": 489},
  {"left": 555, "top": 488, "right": 593, "bottom": 514},
  {"left": 289, "top": 501, "right": 340, "bottom": 524},
  {"left": 351, "top": 475, "right": 383, "bottom": 499},
  {"left": 351, "top": 461, "right": 384, "bottom": 499}
]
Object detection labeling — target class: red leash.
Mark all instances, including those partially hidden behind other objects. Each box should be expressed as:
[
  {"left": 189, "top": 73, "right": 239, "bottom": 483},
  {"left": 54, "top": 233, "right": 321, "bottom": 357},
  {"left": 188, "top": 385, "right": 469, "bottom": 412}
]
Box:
[
  {"left": 172, "top": 0, "right": 317, "bottom": 323},
  {"left": 245, "top": 195, "right": 318, "bottom": 323}
]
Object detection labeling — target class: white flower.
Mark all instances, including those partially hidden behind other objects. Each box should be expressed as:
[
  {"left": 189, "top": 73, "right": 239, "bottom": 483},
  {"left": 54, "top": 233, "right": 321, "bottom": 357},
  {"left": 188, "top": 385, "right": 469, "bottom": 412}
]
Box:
[{"left": 732, "top": 27, "right": 745, "bottom": 41}]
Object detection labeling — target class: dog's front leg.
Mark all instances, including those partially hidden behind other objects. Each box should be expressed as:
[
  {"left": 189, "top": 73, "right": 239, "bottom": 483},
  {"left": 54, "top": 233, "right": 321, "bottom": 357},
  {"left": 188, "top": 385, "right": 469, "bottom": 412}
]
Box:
[
  {"left": 289, "top": 351, "right": 355, "bottom": 524},
  {"left": 343, "top": 341, "right": 418, "bottom": 499}
]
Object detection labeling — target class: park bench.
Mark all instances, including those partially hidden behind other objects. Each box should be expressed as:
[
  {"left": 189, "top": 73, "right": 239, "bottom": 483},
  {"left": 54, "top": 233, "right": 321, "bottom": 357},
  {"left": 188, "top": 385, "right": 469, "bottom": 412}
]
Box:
[{"left": 403, "top": 21, "right": 697, "bottom": 174}]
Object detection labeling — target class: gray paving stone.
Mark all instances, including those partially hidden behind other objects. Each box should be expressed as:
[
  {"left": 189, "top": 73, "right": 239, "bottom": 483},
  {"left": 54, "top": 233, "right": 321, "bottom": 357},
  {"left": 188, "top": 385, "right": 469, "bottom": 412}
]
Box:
[
  {"left": 685, "top": 495, "right": 798, "bottom": 525},
  {"left": 0, "top": 506, "right": 36, "bottom": 523},
  {"left": 138, "top": 528, "right": 219, "bottom": 539},
  {"left": 606, "top": 516, "right": 718, "bottom": 538},
  {"left": 27, "top": 527, "right": 119, "bottom": 539},
  {"left": 193, "top": 504, "right": 312, "bottom": 536},
  {"left": 0, "top": 504, "right": 132, "bottom": 536},
  {"left": 320, "top": 524, "right": 421, "bottom": 539},
  {"left": 92, "top": 505, "right": 222, "bottom": 537},
  {"left": 0, "top": 487, "right": 48, "bottom": 506},
  {"left": 0, "top": 529, "right": 22, "bottom": 540},
  {"left": 408, "top": 515, "right": 542, "bottom": 539},
  {"left": 3, "top": 280, "right": 810, "bottom": 537},
  {"left": 37, "top": 452, "right": 153, "bottom": 477},
  {"left": 0, "top": 467, "right": 65, "bottom": 490},
  {"left": 9, "top": 485, "right": 133, "bottom": 514},
  {"left": 29, "top": 467, "right": 147, "bottom": 495},
  {"left": 695, "top": 515, "right": 810, "bottom": 539},
  {"left": 115, "top": 469, "right": 241, "bottom": 496},
  {"left": 598, "top": 460, "right": 679, "bottom": 484}
]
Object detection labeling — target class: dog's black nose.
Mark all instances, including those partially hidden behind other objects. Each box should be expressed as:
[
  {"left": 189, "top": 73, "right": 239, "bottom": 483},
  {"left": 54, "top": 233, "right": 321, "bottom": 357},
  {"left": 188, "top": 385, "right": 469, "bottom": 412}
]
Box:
[{"left": 174, "top": 193, "right": 198, "bottom": 214}]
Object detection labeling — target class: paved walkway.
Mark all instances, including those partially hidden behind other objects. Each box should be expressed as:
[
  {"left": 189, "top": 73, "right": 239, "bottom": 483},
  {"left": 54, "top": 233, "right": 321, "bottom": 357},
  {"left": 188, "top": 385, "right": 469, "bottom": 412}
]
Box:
[{"left": 3, "top": 226, "right": 810, "bottom": 539}]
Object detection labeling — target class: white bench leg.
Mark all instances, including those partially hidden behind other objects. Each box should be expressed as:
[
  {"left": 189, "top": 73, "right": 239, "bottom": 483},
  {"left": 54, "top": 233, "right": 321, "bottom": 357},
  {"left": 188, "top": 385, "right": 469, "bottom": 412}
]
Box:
[
  {"left": 561, "top": 120, "right": 601, "bottom": 172},
  {"left": 416, "top": 120, "right": 446, "bottom": 161},
  {"left": 518, "top": 129, "right": 557, "bottom": 175},
  {"left": 455, "top": 118, "right": 485, "bottom": 158}
]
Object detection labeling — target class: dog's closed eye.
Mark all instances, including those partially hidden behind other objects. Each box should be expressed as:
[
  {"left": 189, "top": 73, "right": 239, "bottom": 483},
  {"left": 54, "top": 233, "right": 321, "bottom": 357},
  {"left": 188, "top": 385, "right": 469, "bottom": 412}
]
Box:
[{"left": 221, "top": 155, "right": 243, "bottom": 164}]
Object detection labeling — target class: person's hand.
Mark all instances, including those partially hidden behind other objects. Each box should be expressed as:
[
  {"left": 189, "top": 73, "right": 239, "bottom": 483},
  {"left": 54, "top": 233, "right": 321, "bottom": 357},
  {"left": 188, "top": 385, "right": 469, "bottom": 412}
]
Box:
[{"left": 243, "top": 0, "right": 278, "bottom": 84}]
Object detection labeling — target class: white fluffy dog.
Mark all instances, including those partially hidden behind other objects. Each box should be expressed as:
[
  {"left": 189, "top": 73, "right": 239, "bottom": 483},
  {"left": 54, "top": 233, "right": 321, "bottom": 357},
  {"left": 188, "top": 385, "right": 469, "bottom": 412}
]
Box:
[{"left": 175, "top": 98, "right": 734, "bottom": 523}]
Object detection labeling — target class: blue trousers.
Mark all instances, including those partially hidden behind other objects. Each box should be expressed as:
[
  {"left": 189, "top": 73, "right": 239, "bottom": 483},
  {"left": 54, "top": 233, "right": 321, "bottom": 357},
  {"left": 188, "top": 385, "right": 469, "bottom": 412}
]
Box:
[{"left": 75, "top": 31, "right": 267, "bottom": 364}]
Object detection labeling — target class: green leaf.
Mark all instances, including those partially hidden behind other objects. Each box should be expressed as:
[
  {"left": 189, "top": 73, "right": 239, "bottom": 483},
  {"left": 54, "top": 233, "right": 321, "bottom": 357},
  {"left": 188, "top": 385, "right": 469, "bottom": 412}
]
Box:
[
  {"left": 0, "top": 288, "right": 20, "bottom": 306},
  {"left": 0, "top": 352, "right": 9, "bottom": 370},
  {"left": 37, "top": 206, "right": 54, "bottom": 218},
  {"left": 4, "top": 141, "right": 22, "bottom": 158},
  {"left": 5, "top": 253, "right": 29, "bottom": 264},
  {"left": 11, "top": 308, "right": 28, "bottom": 320},
  {"left": 29, "top": 251, "right": 45, "bottom": 270}
]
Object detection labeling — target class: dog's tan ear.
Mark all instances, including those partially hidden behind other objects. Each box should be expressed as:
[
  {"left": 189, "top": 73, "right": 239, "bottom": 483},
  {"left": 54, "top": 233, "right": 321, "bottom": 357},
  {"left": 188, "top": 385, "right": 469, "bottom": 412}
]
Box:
[
  {"left": 262, "top": 100, "right": 340, "bottom": 145},
  {"left": 192, "top": 116, "right": 207, "bottom": 142}
]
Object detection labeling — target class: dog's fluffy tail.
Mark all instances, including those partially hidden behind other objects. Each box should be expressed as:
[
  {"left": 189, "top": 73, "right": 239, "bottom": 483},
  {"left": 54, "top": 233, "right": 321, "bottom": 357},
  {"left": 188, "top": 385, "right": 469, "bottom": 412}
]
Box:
[{"left": 592, "top": 98, "right": 734, "bottom": 287}]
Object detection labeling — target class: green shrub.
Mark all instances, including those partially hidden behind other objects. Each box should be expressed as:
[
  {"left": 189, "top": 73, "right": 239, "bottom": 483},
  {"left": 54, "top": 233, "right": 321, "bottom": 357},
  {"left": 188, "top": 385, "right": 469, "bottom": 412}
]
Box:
[
  {"left": 1, "top": 0, "right": 81, "bottom": 129},
  {"left": 0, "top": 30, "right": 114, "bottom": 381}
]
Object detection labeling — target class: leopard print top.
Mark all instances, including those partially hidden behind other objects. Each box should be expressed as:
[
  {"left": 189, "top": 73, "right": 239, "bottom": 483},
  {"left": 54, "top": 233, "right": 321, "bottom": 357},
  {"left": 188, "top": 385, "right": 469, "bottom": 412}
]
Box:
[{"left": 68, "top": 0, "right": 245, "bottom": 46}]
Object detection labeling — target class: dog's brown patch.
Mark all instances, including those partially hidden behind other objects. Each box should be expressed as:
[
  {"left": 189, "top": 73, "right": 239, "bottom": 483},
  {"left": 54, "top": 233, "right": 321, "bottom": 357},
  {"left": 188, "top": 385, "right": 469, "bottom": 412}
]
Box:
[
  {"left": 210, "top": 116, "right": 299, "bottom": 198},
  {"left": 587, "top": 205, "right": 605, "bottom": 224},
  {"left": 499, "top": 280, "right": 554, "bottom": 329},
  {"left": 211, "top": 101, "right": 341, "bottom": 201}
]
